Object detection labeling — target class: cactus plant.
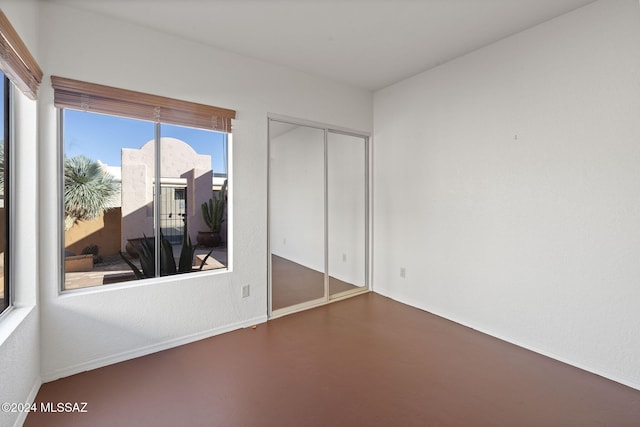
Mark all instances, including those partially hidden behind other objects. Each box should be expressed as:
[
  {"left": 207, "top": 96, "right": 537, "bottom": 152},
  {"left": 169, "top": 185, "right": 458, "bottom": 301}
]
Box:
[
  {"left": 120, "top": 219, "right": 213, "bottom": 279},
  {"left": 201, "top": 179, "right": 227, "bottom": 233}
]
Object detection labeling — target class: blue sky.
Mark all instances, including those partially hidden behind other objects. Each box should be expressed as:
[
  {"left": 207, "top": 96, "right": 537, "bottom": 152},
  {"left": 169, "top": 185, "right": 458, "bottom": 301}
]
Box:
[{"left": 63, "top": 109, "right": 228, "bottom": 174}]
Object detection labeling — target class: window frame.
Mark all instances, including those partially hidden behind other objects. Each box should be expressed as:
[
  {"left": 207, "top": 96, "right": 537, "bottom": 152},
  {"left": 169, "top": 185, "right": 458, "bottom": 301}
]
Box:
[
  {"left": 57, "top": 104, "right": 233, "bottom": 293},
  {"left": 1, "top": 74, "right": 11, "bottom": 317},
  {"left": 0, "top": 9, "right": 42, "bottom": 319}
]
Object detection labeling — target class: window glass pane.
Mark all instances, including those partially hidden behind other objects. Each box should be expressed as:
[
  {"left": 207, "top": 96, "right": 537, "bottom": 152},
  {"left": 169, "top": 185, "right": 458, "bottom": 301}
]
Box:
[
  {"left": 0, "top": 73, "right": 7, "bottom": 313},
  {"left": 159, "top": 123, "right": 228, "bottom": 275},
  {"left": 63, "top": 110, "right": 230, "bottom": 290},
  {"left": 63, "top": 110, "right": 155, "bottom": 289}
]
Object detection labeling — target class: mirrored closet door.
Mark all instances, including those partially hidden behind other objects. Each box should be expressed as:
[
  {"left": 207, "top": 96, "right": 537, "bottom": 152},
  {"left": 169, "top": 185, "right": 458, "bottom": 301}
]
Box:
[
  {"left": 327, "top": 131, "right": 367, "bottom": 298},
  {"left": 268, "top": 118, "right": 369, "bottom": 317}
]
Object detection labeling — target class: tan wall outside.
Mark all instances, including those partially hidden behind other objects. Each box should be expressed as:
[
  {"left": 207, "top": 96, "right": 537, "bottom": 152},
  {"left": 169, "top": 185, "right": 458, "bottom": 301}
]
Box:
[{"left": 65, "top": 208, "right": 122, "bottom": 257}]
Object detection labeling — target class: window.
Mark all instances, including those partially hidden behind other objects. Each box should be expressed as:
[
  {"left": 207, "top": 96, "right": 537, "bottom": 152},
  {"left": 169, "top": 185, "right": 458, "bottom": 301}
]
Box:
[
  {"left": 174, "top": 188, "right": 186, "bottom": 201},
  {"left": 53, "top": 77, "right": 235, "bottom": 290},
  {"left": 0, "top": 10, "right": 42, "bottom": 315},
  {"left": 0, "top": 73, "right": 8, "bottom": 315}
]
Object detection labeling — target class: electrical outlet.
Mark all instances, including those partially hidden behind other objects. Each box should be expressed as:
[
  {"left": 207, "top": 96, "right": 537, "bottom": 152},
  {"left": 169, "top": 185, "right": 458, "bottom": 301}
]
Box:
[
  {"left": 283, "top": 238, "right": 287, "bottom": 245},
  {"left": 400, "top": 268, "right": 406, "bottom": 278},
  {"left": 342, "top": 253, "right": 347, "bottom": 262},
  {"left": 242, "top": 285, "right": 250, "bottom": 298}
]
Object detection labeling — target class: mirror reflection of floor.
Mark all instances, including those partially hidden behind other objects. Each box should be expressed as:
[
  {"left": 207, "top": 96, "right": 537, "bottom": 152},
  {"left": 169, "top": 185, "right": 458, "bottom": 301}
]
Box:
[{"left": 271, "top": 255, "right": 359, "bottom": 311}]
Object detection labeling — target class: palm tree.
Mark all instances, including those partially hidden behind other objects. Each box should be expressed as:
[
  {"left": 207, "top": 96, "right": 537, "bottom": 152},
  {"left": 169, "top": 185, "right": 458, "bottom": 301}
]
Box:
[{"left": 64, "top": 155, "right": 118, "bottom": 230}]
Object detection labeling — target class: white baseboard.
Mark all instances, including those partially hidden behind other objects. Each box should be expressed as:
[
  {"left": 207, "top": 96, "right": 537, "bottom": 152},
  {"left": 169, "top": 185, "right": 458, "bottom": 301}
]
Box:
[
  {"left": 14, "top": 377, "right": 42, "bottom": 427},
  {"left": 373, "top": 290, "right": 640, "bottom": 392},
  {"left": 41, "top": 315, "right": 267, "bottom": 383}
]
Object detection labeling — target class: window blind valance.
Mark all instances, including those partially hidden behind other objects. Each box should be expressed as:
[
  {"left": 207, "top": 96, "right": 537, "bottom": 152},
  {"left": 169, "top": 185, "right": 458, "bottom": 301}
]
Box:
[
  {"left": 51, "top": 76, "right": 236, "bottom": 133},
  {"left": 0, "top": 10, "right": 43, "bottom": 100}
]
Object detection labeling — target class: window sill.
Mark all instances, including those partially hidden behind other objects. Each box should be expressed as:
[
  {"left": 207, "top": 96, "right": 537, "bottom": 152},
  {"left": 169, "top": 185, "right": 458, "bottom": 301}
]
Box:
[
  {"left": 0, "top": 305, "right": 36, "bottom": 348},
  {"left": 59, "top": 267, "right": 231, "bottom": 297}
]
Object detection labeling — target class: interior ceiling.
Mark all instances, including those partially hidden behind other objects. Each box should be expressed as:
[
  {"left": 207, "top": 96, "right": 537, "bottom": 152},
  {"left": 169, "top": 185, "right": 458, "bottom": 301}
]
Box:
[{"left": 48, "top": 0, "right": 596, "bottom": 91}]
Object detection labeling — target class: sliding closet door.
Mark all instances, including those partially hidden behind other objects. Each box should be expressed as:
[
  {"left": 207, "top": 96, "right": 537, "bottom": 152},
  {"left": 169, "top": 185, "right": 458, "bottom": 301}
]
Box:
[
  {"left": 269, "top": 121, "right": 326, "bottom": 312},
  {"left": 327, "top": 132, "right": 367, "bottom": 297}
]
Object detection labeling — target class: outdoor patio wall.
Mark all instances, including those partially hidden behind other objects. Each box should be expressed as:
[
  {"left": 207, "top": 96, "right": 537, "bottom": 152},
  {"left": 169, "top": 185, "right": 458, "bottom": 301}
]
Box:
[
  {"left": 373, "top": 0, "right": 640, "bottom": 389},
  {"left": 65, "top": 209, "right": 121, "bottom": 257},
  {"left": 0, "top": 2, "right": 42, "bottom": 426},
  {"left": 36, "top": 2, "right": 372, "bottom": 381}
]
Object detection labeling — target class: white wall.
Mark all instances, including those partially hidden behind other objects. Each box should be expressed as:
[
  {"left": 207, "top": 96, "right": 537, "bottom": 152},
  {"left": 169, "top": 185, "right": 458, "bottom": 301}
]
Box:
[
  {"left": 37, "top": 2, "right": 372, "bottom": 380},
  {"left": 0, "top": 2, "right": 42, "bottom": 426},
  {"left": 373, "top": 0, "right": 640, "bottom": 389}
]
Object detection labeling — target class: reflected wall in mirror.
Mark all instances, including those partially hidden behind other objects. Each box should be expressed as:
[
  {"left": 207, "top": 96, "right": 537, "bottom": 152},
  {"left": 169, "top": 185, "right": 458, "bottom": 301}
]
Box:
[
  {"left": 269, "top": 122, "right": 326, "bottom": 311},
  {"left": 328, "top": 132, "right": 367, "bottom": 297}
]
